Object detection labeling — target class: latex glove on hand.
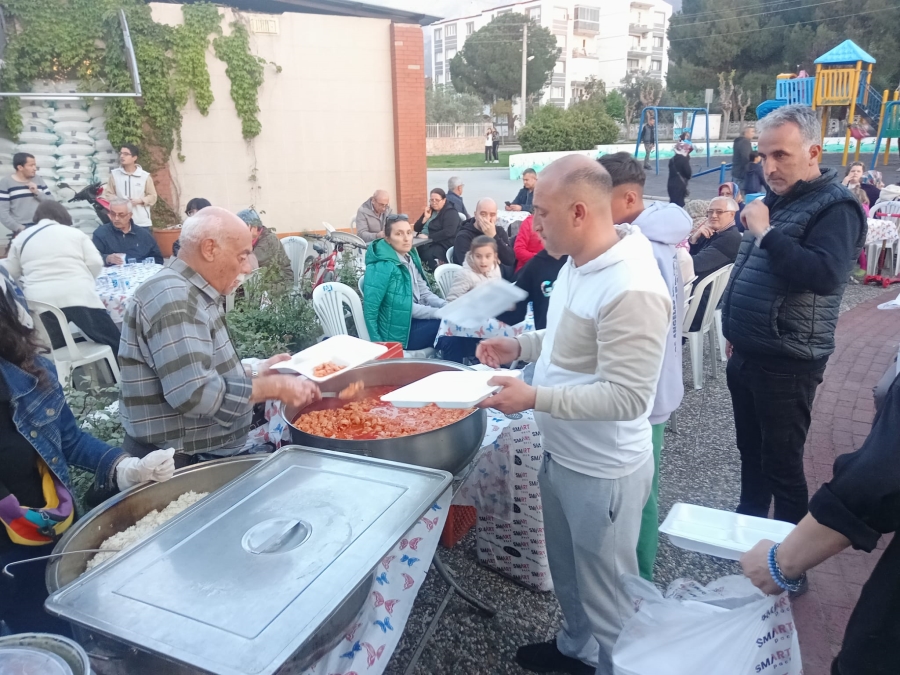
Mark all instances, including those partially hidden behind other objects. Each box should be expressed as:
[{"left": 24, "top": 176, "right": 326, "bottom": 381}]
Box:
[{"left": 116, "top": 448, "right": 176, "bottom": 490}]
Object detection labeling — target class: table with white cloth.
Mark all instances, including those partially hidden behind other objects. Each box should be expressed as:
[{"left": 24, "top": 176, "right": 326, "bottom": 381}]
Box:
[
  {"left": 433, "top": 306, "right": 536, "bottom": 347},
  {"left": 497, "top": 210, "right": 530, "bottom": 237},
  {"left": 95, "top": 263, "right": 163, "bottom": 323}
]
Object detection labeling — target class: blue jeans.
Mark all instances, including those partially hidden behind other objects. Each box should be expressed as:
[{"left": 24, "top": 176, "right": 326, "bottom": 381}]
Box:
[{"left": 407, "top": 319, "right": 441, "bottom": 351}]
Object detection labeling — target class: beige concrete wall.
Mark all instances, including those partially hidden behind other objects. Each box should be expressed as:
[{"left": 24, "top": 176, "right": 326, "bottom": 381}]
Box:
[
  {"left": 426, "top": 137, "right": 486, "bottom": 156},
  {"left": 150, "top": 4, "right": 396, "bottom": 233}
]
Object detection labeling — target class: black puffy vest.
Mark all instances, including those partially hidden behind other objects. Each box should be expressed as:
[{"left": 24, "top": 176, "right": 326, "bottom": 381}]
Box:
[{"left": 722, "top": 168, "right": 866, "bottom": 362}]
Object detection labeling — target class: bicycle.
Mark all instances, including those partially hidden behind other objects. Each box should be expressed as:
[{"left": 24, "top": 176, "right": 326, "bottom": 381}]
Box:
[{"left": 302, "top": 232, "right": 367, "bottom": 291}]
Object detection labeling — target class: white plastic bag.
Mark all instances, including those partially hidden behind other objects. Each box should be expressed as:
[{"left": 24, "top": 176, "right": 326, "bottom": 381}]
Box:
[
  {"left": 435, "top": 278, "right": 527, "bottom": 327},
  {"left": 613, "top": 575, "right": 801, "bottom": 675}
]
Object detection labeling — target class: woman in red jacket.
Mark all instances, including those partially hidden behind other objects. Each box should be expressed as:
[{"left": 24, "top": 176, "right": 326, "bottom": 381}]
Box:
[{"left": 513, "top": 214, "right": 544, "bottom": 272}]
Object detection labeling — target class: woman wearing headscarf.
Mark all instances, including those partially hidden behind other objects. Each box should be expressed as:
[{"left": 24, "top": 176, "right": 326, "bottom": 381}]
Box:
[
  {"left": 719, "top": 181, "right": 745, "bottom": 230},
  {"left": 667, "top": 139, "right": 693, "bottom": 207},
  {"left": 0, "top": 272, "right": 175, "bottom": 634}
]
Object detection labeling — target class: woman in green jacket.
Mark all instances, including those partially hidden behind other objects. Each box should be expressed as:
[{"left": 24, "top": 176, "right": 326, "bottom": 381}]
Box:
[{"left": 363, "top": 215, "right": 446, "bottom": 350}]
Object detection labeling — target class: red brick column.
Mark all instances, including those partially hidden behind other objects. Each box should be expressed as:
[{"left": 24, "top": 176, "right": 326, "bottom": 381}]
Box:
[{"left": 390, "top": 24, "right": 427, "bottom": 219}]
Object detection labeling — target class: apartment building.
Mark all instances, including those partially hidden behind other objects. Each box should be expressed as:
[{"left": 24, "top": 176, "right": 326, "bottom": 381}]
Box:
[{"left": 425, "top": 0, "right": 672, "bottom": 109}]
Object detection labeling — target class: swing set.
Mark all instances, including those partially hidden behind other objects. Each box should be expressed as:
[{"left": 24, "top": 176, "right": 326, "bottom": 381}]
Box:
[{"left": 633, "top": 107, "right": 712, "bottom": 176}]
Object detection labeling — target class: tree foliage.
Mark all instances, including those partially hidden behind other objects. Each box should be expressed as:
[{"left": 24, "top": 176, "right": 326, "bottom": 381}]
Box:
[
  {"left": 668, "top": 0, "right": 900, "bottom": 107},
  {"left": 619, "top": 74, "right": 664, "bottom": 134},
  {"left": 518, "top": 104, "right": 618, "bottom": 153},
  {"left": 426, "top": 86, "right": 485, "bottom": 124},
  {"left": 449, "top": 13, "right": 559, "bottom": 124}
]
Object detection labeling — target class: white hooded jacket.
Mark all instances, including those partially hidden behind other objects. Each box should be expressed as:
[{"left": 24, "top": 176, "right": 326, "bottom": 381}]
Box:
[
  {"left": 631, "top": 202, "right": 692, "bottom": 424},
  {"left": 108, "top": 165, "right": 157, "bottom": 228}
]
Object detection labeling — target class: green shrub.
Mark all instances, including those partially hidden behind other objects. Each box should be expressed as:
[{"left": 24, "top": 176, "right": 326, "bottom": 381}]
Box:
[{"left": 518, "top": 104, "right": 618, "bottom": 152}]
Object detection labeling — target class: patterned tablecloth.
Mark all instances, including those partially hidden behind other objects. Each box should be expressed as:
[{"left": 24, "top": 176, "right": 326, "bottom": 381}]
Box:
[
  {"left": 95, "top": 263, "right": 163, "bottom": 323},
  {"left": 866, "top": 217, "right": 899, "bottom": 246},
  {"left": 433, "top": 306, "right": 535, "bottom": 346}
]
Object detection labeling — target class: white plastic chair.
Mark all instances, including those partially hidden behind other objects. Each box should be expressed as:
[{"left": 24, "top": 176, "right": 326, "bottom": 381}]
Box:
[
  {"left": 29, "top": 300, "right": 120, "bottom": 386},
  {"left": 434, "top": 263, "right": 462, "bottom": 299},
  {"left": 357, "top": 276, "right": 364, "bottom": 297},
  {"left": 446, "top": 246, "right": 455, "bottom": 266},
  {"left": 682, "top": 264, "right": 733, "bottom": 389},
  {"left": 871, "top": 201, "right": 900, "bottom": 275},
  {"left": 280, "top": 236, "right": 309, "bottom": 288},
  {"left": 312, "top": 282, "right": 370, "bottom": 340}
]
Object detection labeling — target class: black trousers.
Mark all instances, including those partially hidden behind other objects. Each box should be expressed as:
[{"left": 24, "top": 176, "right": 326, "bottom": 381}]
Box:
[
  {"left": 726, "top": 350, "right": 825, "bottom": 524},
  {"left": 41, "top": 306, "right": 121, "bottom": 357},
  {"left": 0, "top": 542, "right": 73, "bottom": 636},
  {"left": 492, "top": 140, "right": 500, "bottom": 160},
  {"left": 643, "top": 141, "right": 654, "bottom": 167},
  {"left": 485, "top": 146, "right": 492, "bottom": 161}
]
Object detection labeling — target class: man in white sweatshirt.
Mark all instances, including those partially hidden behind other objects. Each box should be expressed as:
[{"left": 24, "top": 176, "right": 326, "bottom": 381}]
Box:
[
  {"left": 598, "top": 152, "right": 692, "bottom": 581},
  {"left": 107, "top": 143, "right": 157, "bottom": 228},
  {"left": 477, "top": 155, "right": 672, "bottom": 675}
]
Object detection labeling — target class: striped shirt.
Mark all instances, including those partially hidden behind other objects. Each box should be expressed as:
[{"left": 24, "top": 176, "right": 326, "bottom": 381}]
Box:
[
  {"left": 119, "top": 258, "right": 253, "bottom": 454},
  {"left": 0, "top": 175, "right": 52, "bottom": 233}
]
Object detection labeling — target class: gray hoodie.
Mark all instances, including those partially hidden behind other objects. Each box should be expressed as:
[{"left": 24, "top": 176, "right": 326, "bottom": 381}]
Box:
[{"left": 631, "top": 202, "right": 692, "bottom": 425}]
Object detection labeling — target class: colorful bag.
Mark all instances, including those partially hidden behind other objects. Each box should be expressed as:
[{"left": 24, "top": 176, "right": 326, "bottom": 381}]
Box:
[{"left": 0, "top": 458, "right": 75, "bottom": 546}]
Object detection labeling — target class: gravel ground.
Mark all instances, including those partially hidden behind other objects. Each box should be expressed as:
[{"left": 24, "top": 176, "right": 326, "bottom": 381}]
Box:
[{"left": 384, "top": 281, "right": 889, "bottom": 675}]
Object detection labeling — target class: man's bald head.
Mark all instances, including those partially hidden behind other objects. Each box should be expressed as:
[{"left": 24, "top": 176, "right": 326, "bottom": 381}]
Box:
[
  {"left": 475, "top": 197, "right": 497, "bottom": 213},
  {"left": 531, "top": 155, "right": 616, "bottom": 265},
  {"left": 372, "top": 189, "right": 390, "bottom": 215},
  {"left": 179, "top": 207, "right": 253, "bottom": 295}
]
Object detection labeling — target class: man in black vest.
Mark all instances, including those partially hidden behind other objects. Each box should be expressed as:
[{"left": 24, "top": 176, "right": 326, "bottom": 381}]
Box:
[{"left": 722, "top": 105, "right": 866, "bottom": 527}]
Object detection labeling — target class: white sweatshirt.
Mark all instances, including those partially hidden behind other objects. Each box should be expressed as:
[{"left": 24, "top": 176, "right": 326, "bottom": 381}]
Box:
[
  {"left": 631, "top": 202, "right": 692, "bottom": 425},
  {"left": 3, "top": 219, "right": 105, "bottom": 309},
  {"left": 516, "top": 225, "right": 672, "bottom": 479}
]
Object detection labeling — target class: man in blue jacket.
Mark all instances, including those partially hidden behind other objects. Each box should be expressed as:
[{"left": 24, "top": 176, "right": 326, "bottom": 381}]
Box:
[{"left": 722, "top": 105, "right": 866, "bottom": 529}]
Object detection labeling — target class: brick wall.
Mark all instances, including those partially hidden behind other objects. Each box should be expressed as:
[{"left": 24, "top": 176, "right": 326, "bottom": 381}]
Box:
[{"left": 390, "top": 24, "right": 427, "bottom": 218}]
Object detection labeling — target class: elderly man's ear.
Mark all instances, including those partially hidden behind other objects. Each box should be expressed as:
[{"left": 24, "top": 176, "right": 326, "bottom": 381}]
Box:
[{"left": 199, "top": 238, "right": 218, "bottom": 262}]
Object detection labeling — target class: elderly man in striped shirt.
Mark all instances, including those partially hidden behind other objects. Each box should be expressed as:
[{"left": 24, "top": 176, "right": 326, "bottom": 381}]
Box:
[{"left": 118, "top": 207, "right": 320, "bottom": 467}]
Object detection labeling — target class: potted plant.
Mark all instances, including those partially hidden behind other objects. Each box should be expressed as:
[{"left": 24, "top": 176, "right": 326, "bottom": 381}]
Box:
[{"left": 150, "top": 200, "right": 182, "bottom": 258}]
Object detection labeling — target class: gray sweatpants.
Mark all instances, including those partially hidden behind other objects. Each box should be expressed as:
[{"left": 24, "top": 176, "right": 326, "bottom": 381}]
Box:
[{"left": 539, "top": 451, "right": 653, "bottom": 675}]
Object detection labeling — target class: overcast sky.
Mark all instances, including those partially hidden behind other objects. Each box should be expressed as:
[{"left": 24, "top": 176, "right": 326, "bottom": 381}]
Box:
[{"left": 372, "top": 0, "right": 681, "bottom": 23}]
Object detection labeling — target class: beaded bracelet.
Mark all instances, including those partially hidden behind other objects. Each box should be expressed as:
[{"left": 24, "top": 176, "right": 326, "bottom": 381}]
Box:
[{"left": 767, "top": 543, "right": 806, "bottom": 593}]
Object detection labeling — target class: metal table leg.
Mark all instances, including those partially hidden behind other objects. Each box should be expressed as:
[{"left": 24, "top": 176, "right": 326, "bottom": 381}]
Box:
[{"left": 433, "top": 552, "right": 496, "bottom": 616}]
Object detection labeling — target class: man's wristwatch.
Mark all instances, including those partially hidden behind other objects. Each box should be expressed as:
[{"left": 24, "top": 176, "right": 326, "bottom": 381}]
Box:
[{"left": 755, "top": 226, "right": 773, "bottom": 247}]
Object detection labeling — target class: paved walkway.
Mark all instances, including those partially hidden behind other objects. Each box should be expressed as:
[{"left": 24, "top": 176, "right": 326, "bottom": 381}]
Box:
[{"left": 793, "top": 289, "right": 899, "bottom": 674}]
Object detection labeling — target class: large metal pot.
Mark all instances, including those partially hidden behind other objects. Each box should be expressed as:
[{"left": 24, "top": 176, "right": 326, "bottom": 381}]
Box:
[
  {"left": 284, "top": 359, "right": 487, "bottom": 475},
  {"left": 46, "top": 455, "right": 371, "bottom": 674}
]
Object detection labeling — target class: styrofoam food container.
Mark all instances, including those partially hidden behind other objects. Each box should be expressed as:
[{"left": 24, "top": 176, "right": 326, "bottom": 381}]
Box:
[
  {"left": 436, "top": 278, "right": 527, "bottom": 328},
  {"left": 659, "top": 503, "right": 795, "bottom": 561},
  {"left": 272, "top": 335, "right": 387, "bottom": 382},
  {"left": 381, "top": 369, "right": 523, "bottom": 408}
]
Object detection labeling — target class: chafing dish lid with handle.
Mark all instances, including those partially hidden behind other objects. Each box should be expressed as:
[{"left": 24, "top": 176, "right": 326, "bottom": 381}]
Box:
[{"left": 45, "top": 446, "right": 452, "bottom": 675}]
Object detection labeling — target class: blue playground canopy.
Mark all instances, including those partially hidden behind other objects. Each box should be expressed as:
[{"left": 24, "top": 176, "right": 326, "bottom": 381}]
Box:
[{"left": 814, "top": 40, "right": 876, "bottom": 65}]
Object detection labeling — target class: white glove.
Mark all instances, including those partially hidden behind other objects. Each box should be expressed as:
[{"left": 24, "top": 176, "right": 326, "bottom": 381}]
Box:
[{"left": 116, "top": 448, "right": 176, "bottom": 489}]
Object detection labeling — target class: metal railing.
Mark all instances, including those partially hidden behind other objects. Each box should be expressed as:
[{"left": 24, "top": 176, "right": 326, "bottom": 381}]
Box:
[
  {"left": 426, "top": 123, "right": 494, "bottom": 138},
  {"left": 775, "top": 77, "right": 815, "bottom": 106}
]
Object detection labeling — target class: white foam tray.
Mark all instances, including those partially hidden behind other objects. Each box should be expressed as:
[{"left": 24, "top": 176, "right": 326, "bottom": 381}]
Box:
[
  {"left": 659, "top": 503, "right": 795, "bottom": 561},
  {"left": 381, "top": 369, "right": 523, "bottom": 408},
  {"left": 271, "top": 335, "right": 387, "bottom": 383},
  {"left": 436, "top": 278, "right": 528, "bottom": 327}
]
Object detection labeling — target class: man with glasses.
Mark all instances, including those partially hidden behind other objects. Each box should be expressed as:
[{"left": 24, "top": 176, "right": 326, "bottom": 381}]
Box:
[
  {"left": 106, "top": 144, "right": 158, "bottom": 228},
  {"left": 687, "top": 196, "right": 742, "bottom": 332},
  {"left": 92, "top": 198, "right": 163, "bottom": 266},
  {"left": 355, "top": 189, "right": 394, "bottom": 243}
]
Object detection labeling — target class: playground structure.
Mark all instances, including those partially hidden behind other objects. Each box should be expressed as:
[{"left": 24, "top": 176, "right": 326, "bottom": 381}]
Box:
[
  {"left": 756, "top": 40, "right": 898, "bottom": 168},
  {"left": 633, "top": 107, "right": 711, "bottom": 176}
]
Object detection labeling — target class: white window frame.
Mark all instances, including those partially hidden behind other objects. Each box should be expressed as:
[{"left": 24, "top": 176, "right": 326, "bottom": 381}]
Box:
[
  {"left": 527, "top": 6, "right": 542, "bottom": 21},
  {"left": 554, "top": 60, "right": 565, "bottom": 73},
  {"left": 435, "top": 51, "right": 443, "bottom": 63},
  {"left": 466, "top": 21, "right": 475, "bottom": 35},
  {"left": 653, "top": 36, "right": 664, "bottom": 48},
  {"left": 446, "top": 48, "right": 457, "bottom": 61},
  {"left": 654, "top": 11, "right": 666, "bottom": 25},
  {"left": 627, "top": 59, "right": 640, "bottom": 70},
  {"left": 554, "top": 6, "right": 567, "bottom": 21},
  {"left": 436, "top": 73, "right": 444, "bottom": 84},
  {"left": 434, "top": 27, "right": 442, "bottom": 41},
  {"left": 552, "top": 86, "right": 565, "bottom": 99},
  {"left": 445, "top": 23, "right": 457, "bottom": 37},
  {"left": 650, "top": 60, "right": 662, "bottom": 72}
]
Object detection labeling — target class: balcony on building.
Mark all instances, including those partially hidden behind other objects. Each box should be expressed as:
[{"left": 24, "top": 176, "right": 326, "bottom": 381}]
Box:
[
  {"left": 627, "top": 45, "right": 650, "bottom": 58},
  {"left": 573, "top": 6, "right": 600, "bottom": 36},
  {"left": 630, "top": 0, "right": 655, "bottom": 8},
  {"left": 629, "top": 22, "right": 651, "bottom": 34}
]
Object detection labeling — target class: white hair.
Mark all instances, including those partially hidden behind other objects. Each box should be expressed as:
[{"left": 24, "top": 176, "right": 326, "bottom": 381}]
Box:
[
  {"left": 448, "top": 176, "right": 463, "bottom": 191},
  {"left": 711, "top": 196, "right": 740, "bottom": 211},
  {"left": 108, "top": 197, "right": 133, "bottom": 213},
  {"left": 755, "top": 104, "right": 820, "bottom": 149},
  {"left": 179, "top": 208, "right": 225, "bottom": 253}
]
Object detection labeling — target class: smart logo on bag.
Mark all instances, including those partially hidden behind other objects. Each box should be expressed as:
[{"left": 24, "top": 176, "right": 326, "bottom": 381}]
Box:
[
  {"left": 756, "top": 622, "right": 795, "bottom": 647},
  {"left": 754, "top": 647, "right": 794, "bottom": 673}
]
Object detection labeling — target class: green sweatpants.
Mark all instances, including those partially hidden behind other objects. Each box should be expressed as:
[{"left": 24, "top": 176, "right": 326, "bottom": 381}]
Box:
[{"left": 636, "top": 422, "right": 665, "bottom": 581}]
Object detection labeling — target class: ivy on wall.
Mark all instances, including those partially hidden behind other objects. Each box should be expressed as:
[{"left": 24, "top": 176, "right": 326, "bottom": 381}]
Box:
[
  {"left": 0, "top": 0, "right": 267, "bottom": 159},
  {"left": 213, "top": 22, "right": 266, "bottom": 140}
]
